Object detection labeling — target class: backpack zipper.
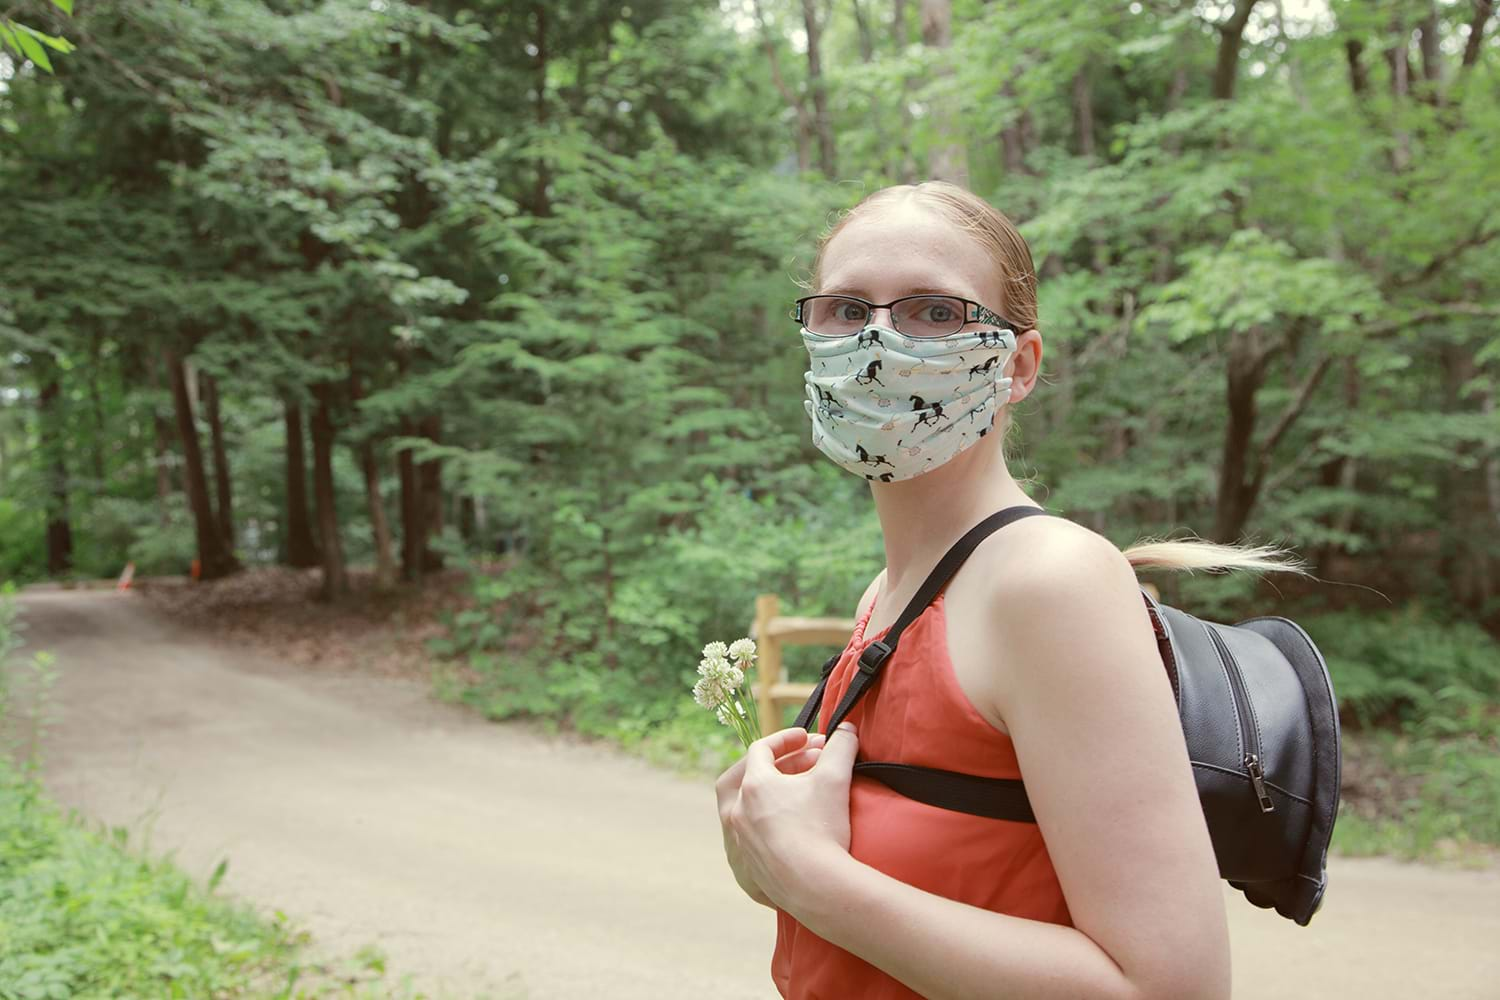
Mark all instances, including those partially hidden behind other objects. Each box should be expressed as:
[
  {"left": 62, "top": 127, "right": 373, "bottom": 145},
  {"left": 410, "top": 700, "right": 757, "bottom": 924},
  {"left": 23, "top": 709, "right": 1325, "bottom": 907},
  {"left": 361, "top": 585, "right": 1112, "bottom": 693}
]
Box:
[{"left": 1204, "top": 623, "right": 1276, "bottom": 814}]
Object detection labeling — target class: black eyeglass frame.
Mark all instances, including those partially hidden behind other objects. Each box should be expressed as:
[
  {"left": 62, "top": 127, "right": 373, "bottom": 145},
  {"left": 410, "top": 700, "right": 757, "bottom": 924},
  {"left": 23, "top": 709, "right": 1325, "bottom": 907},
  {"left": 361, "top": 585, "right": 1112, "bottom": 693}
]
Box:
[{"left": 791, "top": 294, "right": 1024, "bottom": 338}]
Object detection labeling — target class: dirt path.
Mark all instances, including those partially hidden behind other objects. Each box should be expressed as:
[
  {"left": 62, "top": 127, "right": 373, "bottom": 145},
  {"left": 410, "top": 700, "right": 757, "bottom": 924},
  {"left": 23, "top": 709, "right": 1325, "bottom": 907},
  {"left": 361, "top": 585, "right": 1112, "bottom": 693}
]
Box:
[{"left": 13, "top": 589, "right": 1500, "bottom": 1000}]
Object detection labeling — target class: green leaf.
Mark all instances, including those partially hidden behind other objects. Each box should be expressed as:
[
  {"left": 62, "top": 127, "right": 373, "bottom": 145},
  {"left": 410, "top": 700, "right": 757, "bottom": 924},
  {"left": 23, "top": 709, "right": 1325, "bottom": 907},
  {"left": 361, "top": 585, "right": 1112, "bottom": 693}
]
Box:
[
  {"left": 50, "top": 0, "right": 74, "bottom": 14},
  {"left": 0, "top": 22, "right": 21, "bottom": 58},
  {"left": 17, "top": 23, "right": 75, "bottom": 53},
  {"left": 11, "top": 24, "right": 54, "bottom": 71}
]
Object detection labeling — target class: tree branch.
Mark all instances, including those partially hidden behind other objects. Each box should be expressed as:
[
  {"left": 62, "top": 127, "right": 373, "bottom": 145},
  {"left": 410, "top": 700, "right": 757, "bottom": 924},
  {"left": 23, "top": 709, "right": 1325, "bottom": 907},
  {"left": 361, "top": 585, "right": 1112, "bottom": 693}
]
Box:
[
  {"left": 1258, "top": 354, "right": 1334, "bottom": 463},
  {"left": 1391, "top": 218, "right": 1500, "bottom": 288},
  {"left": 1462, "top": 0, "right": 1495, "bottom": 70}
]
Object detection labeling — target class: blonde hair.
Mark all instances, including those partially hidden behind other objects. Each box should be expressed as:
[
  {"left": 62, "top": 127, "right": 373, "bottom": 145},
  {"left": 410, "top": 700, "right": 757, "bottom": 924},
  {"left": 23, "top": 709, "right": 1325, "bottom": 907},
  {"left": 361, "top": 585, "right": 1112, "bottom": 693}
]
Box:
[{"left": 809, "top": 181, "right": 1310, "bottom": 579}]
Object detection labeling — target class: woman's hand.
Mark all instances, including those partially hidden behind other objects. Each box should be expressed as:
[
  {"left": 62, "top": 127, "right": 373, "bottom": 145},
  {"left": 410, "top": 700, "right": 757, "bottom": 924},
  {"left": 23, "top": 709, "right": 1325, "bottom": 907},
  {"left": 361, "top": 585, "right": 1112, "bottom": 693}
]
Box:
[
  {"left": 716, "top": 727, "right": 828, "bottom": 906},
  {"left": 716, "top": 723, "right": 860, "bottom": 913}
]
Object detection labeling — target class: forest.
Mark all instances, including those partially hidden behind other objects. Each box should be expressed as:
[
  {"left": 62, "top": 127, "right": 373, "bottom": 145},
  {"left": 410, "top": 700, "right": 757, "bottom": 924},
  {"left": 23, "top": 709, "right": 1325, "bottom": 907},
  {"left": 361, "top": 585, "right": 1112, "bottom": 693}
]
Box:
[{"left": 2, "top": 0, "right": 1499, "bottom": 842}]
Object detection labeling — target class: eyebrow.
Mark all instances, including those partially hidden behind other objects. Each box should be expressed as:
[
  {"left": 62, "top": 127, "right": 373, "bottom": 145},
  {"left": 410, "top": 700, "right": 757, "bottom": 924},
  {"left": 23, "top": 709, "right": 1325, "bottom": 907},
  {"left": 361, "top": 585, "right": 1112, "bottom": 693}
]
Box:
[{"left": 821, "top": 285, "right": 979, "bottom": 301}]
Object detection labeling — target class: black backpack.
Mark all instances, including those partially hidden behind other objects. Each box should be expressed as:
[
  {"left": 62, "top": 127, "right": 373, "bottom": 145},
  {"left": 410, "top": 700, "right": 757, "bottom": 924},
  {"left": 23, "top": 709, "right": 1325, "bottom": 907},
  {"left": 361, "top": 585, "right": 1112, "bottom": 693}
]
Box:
[{"left": 794, "top": 505, "right": 1342, "bottom": 926}]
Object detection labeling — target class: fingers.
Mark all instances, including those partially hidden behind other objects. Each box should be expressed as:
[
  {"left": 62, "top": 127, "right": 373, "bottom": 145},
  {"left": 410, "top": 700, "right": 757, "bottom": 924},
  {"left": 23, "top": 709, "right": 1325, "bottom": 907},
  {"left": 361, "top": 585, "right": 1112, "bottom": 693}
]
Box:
[
  {"left": 775, "top": 735, "right": 827, "bottom": 775},
  {"left": 814, "top": 722, "right": 858, "bottom": 773},
  {"left": 720, "top": 729, "right": 823, "bottom": 809},
  {"left": 744, "top": 726, "right": 814, "bottom": 776}
]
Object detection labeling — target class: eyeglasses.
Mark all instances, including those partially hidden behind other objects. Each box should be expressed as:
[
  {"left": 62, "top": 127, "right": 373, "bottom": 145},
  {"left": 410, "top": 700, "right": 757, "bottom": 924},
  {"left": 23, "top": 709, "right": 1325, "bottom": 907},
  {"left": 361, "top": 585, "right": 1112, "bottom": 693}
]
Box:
[{"left": 791, "top": 294, "right": 1021, "bottom": 339}]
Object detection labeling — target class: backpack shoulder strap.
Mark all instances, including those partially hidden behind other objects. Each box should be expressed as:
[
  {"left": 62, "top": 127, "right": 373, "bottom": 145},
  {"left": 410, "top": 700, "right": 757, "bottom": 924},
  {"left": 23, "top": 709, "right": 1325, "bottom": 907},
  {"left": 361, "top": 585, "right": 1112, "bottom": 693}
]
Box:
[{"left": 798, "top": 504, "right": 1052, "bottom": 735}]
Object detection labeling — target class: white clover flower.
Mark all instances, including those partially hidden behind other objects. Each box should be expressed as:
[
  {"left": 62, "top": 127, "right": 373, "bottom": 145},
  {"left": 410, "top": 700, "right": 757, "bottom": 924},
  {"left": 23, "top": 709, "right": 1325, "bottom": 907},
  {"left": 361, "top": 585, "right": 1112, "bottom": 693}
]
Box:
[
  {"left": 693, "top": 675, "right": 729, "bottom": 710},
  {"left": 728, "top": 638, "right": 757, "bottom": 663},
  {"left": 735, "top": 701, "right": 748, "bottom": 717},
  {"left": 723, "top": 663, "right": 745, "bottom": 689},
  {"left": 702, "top": 641, "right": 729, "bottom": 661},
  {"left": 715, "top": 705, "right": 731, "bottom": 726},
  {"left": 701, "top": 655, "right": 734, "bottom": 684}
]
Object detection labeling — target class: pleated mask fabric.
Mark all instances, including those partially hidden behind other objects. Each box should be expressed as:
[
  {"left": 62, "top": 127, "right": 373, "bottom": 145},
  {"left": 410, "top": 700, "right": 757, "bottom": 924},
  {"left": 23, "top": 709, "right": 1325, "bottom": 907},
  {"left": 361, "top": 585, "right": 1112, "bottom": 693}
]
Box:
[{"left": 801, "top": 324, "right": 1017, "bottom": 483}]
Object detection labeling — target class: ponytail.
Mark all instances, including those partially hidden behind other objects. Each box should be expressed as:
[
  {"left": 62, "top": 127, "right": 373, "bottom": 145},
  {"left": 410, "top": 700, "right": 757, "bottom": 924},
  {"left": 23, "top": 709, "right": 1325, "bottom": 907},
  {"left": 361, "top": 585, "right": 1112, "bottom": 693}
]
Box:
[{"left": 1121, "top": 537, "right": 1311, "bottom": 576}]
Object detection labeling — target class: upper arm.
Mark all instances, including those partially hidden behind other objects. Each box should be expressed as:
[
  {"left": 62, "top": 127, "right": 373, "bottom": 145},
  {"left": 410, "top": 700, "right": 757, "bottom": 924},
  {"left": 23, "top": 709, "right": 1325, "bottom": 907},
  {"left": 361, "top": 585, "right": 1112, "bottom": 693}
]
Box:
[{"left": 989, "top": 529, "right": 1229, "bottom": 1000}]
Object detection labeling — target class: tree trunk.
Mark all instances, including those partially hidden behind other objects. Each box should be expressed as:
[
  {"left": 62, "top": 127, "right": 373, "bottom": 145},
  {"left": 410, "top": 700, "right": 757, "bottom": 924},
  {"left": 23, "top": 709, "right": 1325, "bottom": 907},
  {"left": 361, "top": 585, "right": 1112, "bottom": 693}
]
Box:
[
  {"left": 362, "top": 441, "right": 397, "bottom": 593},
  {"left": 310, "top": 383, "right": 348, "bottom": 600},
  {"left": 1416, "top": 5, "right": 1441, "bottom": 86},
  {"left": 86, "top": 338, "right": 107, "bottom": 489},
  {"left": 802, "top": 0, "right": 837, "bottom": 178},
  {"left": 399, "top": 417, "right": 425, "bottom": 582},
  {"left": 892, "top": 0, "right": 917, "bottom": 182},
  {"left": 1072, "top": 66, "right": 1095, "bottom": 158},
  {"left": 149, "top": 363, "right": 175, "bottom": 527},
  {"left": 1213, "top": 0, "right": 1261, "bottom": 100},
  {"left": 459, "top": 495, "right": 478, "bottom": 545},
  {"left": 1481, "top": 386, "right": 1500, "bottom": 608},
  {"left": 531, "top": 3, "right": 551, "bottom": 216},
  {"left": 1461, "top": 2, "right": 1494, "bottom": 73},
  {"left": 419, "top": 413, "right": 445, "bottom": 572},
  {"left": 1213, "top": 331, "right": 1269, "bottom": 542},
  {"left": 920, "top": 0, "right": 966, "bottom": 184},
  {"left": 1314, "top": 357, "right": 1362, "bottom": 577},
  {"left": 349, "top": 367, "right": 396, "bottom": 592},
  {"left": 199, "top": 371, "right": 235, "bottom": 553},
  {"left": 166, "top": 350, "right": 237, "bottom": 580},
  {"left": 38, "top": 374, "right": 73, "bottom": 577},
  {"left": 753, "top": 0, "right": 812, "bottom": 173},
  {"left": 998, "top": 75, "right": 1034, "bottom": 177},
  {"left": 283, "top": 399, "right": 322, "bottom": 568}
]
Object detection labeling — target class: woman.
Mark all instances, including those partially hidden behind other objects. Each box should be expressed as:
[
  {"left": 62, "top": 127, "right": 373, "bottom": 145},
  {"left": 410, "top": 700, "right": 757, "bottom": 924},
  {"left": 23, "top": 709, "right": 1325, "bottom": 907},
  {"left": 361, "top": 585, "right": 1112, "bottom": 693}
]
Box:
[{"left": 715, "top": 181, "right": 1301, "bottom": 1000}]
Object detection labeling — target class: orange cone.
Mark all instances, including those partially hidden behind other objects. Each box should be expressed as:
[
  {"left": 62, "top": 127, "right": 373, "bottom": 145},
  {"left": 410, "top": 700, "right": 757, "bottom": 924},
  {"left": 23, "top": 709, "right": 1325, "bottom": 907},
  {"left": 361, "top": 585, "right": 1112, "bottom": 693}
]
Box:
[{"left": 117, "top": 561, "right": 136, "bottom": 592}]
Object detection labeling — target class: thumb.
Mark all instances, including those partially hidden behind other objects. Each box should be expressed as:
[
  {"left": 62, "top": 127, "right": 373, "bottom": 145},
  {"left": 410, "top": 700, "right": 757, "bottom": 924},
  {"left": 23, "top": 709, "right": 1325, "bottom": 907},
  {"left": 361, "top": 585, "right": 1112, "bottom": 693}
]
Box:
[{"left": 817, "top": 721, "right": 859, "bottom": 774}]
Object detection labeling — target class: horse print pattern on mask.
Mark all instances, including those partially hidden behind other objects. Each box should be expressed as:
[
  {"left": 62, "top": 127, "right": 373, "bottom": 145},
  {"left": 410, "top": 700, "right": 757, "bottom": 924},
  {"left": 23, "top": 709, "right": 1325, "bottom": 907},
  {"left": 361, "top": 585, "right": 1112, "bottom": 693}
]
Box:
[
  {"left": 801, "top": 322, "right": 1017, "bottom": 483},
  {"left": 911, "top": 395, "right": 946, "bottom": 429}
]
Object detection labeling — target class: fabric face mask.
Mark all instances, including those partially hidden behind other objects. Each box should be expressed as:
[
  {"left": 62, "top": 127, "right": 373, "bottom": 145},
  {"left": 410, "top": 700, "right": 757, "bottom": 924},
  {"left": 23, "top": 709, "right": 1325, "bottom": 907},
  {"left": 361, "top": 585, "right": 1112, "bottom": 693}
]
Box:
[{"left": 801, "top": 323, "right": 1018, "bottom": 483}]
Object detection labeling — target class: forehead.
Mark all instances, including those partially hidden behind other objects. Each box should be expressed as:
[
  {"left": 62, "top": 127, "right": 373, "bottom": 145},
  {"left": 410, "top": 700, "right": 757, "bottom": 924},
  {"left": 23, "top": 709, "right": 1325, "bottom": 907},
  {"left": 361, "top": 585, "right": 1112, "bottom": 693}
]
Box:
[{"left": 818, "top": 202, "right": 999, "bottom": 305}]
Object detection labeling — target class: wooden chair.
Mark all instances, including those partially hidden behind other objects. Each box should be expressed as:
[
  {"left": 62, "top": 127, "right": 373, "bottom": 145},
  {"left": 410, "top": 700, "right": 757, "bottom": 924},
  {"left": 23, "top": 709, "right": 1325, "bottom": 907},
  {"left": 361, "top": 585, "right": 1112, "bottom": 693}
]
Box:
[{"left": 749, "top": 594, "right": 854, "bottom": 739}]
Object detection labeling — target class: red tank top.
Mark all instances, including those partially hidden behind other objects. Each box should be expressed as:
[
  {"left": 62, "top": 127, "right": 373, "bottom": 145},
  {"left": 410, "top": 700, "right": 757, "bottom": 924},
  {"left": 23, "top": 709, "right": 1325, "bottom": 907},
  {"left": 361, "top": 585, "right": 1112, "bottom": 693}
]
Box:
[{"left": 771, "top": 585, "right": 1072, "bottom": 1000}]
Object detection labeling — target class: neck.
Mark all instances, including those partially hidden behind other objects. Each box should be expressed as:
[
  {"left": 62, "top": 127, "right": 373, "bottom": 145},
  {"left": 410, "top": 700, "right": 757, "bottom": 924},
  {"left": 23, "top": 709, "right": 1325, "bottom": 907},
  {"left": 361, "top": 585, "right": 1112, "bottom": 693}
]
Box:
[{"left": 869, "top": 434, "right": 1037, "bottom": 593}]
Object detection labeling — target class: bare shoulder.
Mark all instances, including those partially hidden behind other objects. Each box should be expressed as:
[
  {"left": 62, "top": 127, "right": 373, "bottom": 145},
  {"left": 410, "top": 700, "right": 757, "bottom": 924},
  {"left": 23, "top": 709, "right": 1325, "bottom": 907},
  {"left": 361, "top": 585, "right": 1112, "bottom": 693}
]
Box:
[
  {"left": 968, "top": 512, "right": 1141, "bottom": 614},
  {"left": 959, "top": 514, "right": 1154, "bottom": 705}
]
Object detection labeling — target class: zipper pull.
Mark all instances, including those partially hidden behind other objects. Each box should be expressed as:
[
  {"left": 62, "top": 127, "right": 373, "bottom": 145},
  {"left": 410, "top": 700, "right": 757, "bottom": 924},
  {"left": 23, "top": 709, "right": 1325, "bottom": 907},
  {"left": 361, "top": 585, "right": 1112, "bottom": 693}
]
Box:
[{"left": 1245, "top": 753, "right": 1276, "bottom": 814}]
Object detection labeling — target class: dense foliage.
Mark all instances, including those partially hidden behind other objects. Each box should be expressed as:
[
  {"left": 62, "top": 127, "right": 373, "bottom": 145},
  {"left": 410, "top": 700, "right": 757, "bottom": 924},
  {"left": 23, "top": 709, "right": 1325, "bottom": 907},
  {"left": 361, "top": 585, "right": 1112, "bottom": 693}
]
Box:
[{"left": 2, "top": 2, "right": 1497, "bottom": 784}]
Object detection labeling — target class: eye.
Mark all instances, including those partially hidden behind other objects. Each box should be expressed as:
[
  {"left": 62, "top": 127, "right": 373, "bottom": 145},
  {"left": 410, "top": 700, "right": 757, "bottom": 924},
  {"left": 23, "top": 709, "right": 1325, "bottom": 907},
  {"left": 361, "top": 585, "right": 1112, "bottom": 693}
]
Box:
[
  {"left": 834, "top": 299, "right": 869, "bottom": 322},
  {"left": 921, "top": 302, "right": 956, "bottom": 323}
]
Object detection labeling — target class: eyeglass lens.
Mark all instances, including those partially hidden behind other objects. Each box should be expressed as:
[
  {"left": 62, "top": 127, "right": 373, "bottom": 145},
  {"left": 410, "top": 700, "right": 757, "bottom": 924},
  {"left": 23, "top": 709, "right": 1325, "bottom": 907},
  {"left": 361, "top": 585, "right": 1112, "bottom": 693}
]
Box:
[{"left": 803, "top": 296, "right": 968, "bottom": 337}]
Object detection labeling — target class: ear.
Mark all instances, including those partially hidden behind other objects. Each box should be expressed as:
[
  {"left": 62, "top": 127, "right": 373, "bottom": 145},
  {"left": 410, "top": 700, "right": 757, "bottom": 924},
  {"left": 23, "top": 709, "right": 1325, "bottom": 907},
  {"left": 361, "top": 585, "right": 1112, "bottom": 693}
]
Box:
[{"left": 1004, "top": 329, "right": 1043, "bottom": 405}]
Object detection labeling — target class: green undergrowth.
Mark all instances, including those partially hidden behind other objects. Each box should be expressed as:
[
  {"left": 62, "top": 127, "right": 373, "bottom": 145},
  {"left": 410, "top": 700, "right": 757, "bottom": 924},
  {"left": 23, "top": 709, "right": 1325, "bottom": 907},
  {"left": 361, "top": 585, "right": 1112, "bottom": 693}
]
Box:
[
  {"left": 1330, "top": 714, "right": 1500, "bottom": 864},
  {"left": 428, "top": 478, "right": 882, "bottom": 779},
  {"left": 1310, "top": 607, "right": 1500, "bottom": 863}
]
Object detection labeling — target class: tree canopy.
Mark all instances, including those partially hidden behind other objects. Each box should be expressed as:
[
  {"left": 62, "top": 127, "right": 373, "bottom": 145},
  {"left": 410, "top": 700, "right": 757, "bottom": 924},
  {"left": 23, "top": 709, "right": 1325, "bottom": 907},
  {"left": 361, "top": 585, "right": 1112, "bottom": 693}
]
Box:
[{"left": 2, "top": 0, "right": 1497, "bottom": 643}]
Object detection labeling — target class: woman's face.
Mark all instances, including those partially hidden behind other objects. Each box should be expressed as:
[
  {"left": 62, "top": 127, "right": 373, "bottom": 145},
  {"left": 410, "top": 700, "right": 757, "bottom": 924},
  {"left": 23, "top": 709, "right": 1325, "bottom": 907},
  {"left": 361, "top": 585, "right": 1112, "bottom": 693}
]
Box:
[{"left": 816, "top": 201, "right": 1042, "bottom": 404}]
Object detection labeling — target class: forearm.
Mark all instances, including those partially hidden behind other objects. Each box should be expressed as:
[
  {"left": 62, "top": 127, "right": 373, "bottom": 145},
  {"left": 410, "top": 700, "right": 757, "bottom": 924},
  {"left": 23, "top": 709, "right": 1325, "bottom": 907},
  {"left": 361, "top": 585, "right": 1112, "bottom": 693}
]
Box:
[{"left": 788, "top": 853, "right": 1145, "bottom": 1000}]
